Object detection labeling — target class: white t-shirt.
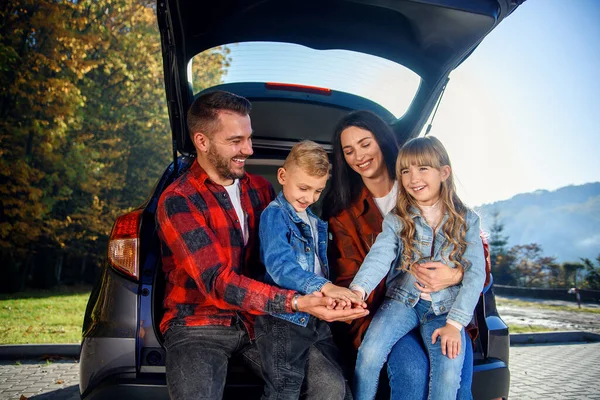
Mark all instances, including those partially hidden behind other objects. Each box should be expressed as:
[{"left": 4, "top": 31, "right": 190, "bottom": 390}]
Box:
[
  {"left": 373, "top": 181, "right": 398, "bottom": 216},
  {"left": 224, "top": 179, "right": 248, "bottom": 245},
  {"left": 296, "top": 210, "right": 325, "bottom": 278}
]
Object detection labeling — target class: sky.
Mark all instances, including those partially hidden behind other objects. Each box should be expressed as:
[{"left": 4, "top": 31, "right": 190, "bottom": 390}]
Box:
[
  {"left": 201, "top": 0, "right": 600, "bottom": 207},
  {"left": 429, "top": 0, "right": 600, "bottom": 206}
]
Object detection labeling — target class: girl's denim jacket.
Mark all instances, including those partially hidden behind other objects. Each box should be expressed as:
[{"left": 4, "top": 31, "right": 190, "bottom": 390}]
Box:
[
  {"left": 350, "top": 207, "right": 485, "bottom": 327},
  {"left": 259, "top": 191, "right": 330, "bottom": 327}
]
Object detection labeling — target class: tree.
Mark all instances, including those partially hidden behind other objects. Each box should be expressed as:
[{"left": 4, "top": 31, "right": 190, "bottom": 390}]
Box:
[
  {"left": 488, "top": 211, "right": 515, "bottom": 285},
  {"left": 561, "top": 262, "right": 585, "bottom": 288},
  {"left": 508, "top": 243, "right": 556, "bottom": 287},
  {"left": 0, "top": 0, "right": 230, "bottom": 291},
  {"left": 581, "top": 255, "right": 600, "bottom": 290},
  {"left": 0, "top": 0, "right": 92, "bottom": 290}
]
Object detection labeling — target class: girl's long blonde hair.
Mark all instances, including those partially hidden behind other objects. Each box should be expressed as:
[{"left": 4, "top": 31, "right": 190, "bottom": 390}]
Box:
[{"left": 394, "top": 136, "right": 470, "bottom": 272}]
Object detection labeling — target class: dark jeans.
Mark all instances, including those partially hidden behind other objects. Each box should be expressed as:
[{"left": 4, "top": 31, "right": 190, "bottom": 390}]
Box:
[
  {"left": 164, "top": 320, "right": 350, "bottom": 400},
  {"left": 255, "top": 315, "right": 349, "bottom": 400}
]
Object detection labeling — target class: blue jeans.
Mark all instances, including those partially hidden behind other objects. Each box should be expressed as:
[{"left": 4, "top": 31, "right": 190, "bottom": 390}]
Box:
[
  {"left": 386, "top": 329, "right": 473, "bottom": 400},
  {"left": 164, "top": 319, "right": 350, "bottom": 400},
  {"left": 255, "top": 315, "right": 348, "bottom": 400},
  {"left": 354, "top": 299, "right": 467, "bottom": 400}
]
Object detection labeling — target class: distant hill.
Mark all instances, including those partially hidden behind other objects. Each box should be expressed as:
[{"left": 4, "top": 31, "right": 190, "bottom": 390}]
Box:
[{"left": 475, "top": 182, "right": 600, "bottom": 263}]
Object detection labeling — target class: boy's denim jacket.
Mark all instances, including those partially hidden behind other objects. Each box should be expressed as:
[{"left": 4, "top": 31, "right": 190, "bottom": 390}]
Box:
[
  {"left": 259, "top": 191, "right": 331, "bottom": 327},
  {"left": 350, "top": 207, "right": 485, "bottom": 327}
]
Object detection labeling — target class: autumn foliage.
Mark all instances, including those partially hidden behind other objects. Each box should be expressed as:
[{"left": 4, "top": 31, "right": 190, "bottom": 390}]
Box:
[{"left": 0, "top": 0, "right": 229, "bottom": 291}]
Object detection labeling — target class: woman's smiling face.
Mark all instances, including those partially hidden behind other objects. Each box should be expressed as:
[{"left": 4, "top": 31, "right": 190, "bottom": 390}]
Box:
[{"left": 340, "top": 126, "right": 387, "bottom": 180}]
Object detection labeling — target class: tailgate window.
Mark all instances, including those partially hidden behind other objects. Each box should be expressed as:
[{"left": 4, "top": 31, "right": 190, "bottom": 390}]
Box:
[{"left": 189, "top": 41, "right": 421, "bottom": 119}]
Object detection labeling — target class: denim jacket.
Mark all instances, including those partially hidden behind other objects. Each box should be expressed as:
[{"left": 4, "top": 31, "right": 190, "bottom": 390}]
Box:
[
  {"left": 350, "top": 207, "right": 486, "bottom": 327},
  {"left": 259, "top": 191, "right": 331, "bottom": 326}
]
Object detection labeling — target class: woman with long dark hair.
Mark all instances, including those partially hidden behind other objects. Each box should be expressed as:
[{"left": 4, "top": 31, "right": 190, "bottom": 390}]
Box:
[{"left": 323, "top": 110, "right": 474, "bottom": 399}]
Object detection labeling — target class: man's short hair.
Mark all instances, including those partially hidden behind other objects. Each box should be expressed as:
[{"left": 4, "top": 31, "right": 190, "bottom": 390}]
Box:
[
  {"left": 283, "top": 140, "right": 330, "bottom": 177},
  {"left": 187, "top": 91, "right": 252, "bottom": 139}
]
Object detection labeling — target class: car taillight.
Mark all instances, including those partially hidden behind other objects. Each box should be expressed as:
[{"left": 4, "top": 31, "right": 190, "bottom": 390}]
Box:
[
  {"left": 108, "top": 209, "right": 143, "bottom": 280},
  {"left": 265, "top": 82, "right": 332, "bottom": 96}
]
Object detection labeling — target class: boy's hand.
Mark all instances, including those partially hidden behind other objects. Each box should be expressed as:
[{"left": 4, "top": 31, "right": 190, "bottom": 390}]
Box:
[
  {"left": 431, "top": 323, "right": 462, "bottom": 359},
  {"left": 321, "top": 283, "right": 367, "bottom": 309}
]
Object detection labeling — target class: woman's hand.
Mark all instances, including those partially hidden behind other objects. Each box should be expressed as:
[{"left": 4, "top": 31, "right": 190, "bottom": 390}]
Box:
[
  {"left": 431, "top": 323, "right": 462, "bottom": 359},
  {"left": 412, "top": 261, "right": 463, "bottom": 293}
]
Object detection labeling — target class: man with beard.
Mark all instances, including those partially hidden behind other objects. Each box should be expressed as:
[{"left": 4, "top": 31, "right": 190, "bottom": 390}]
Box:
[{"left": 156, "top": 91, "right": 368, "bottom": 399}]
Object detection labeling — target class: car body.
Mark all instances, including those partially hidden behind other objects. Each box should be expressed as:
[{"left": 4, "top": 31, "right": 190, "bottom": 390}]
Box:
[{"left": 80, "top": 0, "right": 521, "bottom": 398}]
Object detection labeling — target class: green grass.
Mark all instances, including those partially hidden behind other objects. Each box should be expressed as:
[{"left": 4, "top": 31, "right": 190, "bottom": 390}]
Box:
[
  {"left": 507, "top": 324, "right": 558, "bottom": 334},
  {"left": 0, "top": 286, "right": 91, "bottom": 345},
  {"left": 497, "top": 297, "right": 600, "bottom": 315}
]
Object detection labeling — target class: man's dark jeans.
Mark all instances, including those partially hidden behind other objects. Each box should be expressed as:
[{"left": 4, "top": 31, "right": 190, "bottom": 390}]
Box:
[
  {"left": 255, "top": 315, "right": 349, "bottom": 400},
  {"left": 164, "top": 319, "right": 350, "bottom": 400}
]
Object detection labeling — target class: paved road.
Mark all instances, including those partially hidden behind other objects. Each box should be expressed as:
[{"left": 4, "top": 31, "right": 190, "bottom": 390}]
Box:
[
  {"left": 0, "top": 358, "right": 79, "bottom": 400},
  {"left": 1, "top": 343, "right": 600, "bottom": 399},
  {"left": 509, "top": 342, "right": 600, "bottom": 399}
]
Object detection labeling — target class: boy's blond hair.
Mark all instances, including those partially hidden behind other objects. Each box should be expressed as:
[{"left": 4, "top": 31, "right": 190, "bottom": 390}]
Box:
[{"left": 283, "top": 140, "right": 330, "bottom": 177}]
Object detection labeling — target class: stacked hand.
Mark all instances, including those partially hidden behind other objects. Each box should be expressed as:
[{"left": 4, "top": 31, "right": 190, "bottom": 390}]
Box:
[
  {"left": 296, "top": 290, "right": 368, "bottom": 322},
  {"left": 320, "top": 282, "right": 367, "bottom": 310}
]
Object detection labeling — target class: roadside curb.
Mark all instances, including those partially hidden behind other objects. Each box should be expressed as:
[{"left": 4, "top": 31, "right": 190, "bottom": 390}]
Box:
[
  {"left": 1, "top": 332, "right": 599, "bottom": 359},
  {"left": 510, "top": 331, "right": 600, "bottom": 345},
  {"left": 0, "top": 344, "right": 80, "bottom": 360}
]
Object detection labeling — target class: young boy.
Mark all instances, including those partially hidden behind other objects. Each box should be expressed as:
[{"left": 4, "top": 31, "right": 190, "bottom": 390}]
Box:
[{"left": 256, "top": 140, "right": 365, "bottom": 400}]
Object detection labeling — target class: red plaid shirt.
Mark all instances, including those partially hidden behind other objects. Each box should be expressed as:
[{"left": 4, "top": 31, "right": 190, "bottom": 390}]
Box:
[{"left": 156, "top": 161, "right": 295, "bottom": 336}]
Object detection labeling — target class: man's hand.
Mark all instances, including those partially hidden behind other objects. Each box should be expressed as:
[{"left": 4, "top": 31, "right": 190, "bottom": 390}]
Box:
[
  {"left": 321, "top": 283, "right": 367, "bottom": 309},
  {"left": 296, "top": 292, "right": 369, "bottom": 322},
  {"left": 431, "top": 323, "right": 462, "bottom": 359},
  {"left": 413, "top": 261, "right": 463, "bottom": 293}
]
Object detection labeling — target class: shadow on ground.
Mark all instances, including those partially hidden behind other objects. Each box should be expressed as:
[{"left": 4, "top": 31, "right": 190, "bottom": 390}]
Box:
[{"left": 28, "top": 385, "right": 79, "bottom": 400}]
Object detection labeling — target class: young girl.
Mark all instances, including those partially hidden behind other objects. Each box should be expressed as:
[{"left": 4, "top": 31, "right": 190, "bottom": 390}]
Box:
[{"left": 349, "top": 136, "right": 486, "bottom": 400}]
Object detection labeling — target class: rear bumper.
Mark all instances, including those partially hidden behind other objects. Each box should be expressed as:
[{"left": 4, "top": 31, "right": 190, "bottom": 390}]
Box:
[
  {"left": 81, "top": 374, "right": 168, "bottom": 400},
  {"left": 79, "top": 337, "right": 137, "bottom": 397},
  {"left": 81, "top": 374, "right": 263, "bottom": 400},
  {"left": 81, "top": 358, "right": 509, "bottom": 400},
  {"left": 473, "top": 358, "right": 510, "bottom": 400}
]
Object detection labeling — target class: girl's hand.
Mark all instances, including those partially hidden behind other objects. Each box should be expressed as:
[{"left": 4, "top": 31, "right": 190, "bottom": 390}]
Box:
[
  {"left": 431, "top": 323, "right": 462, "bottom": 359},
  {"left": 333, "top": 299, "right": 351, "bottom": 310},
  {"left": 351, "top": 289, "right": 365, "bottom": 302},
  {"left": 321, "top": 283, "right": 367, "bottom": 308},
  {"left": 413, "top": 261, "right": 463, "bottom": 293}
]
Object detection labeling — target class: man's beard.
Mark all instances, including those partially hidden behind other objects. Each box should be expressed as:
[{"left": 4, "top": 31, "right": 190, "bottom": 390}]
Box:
[{"left": 207, "top": 144, "right": 245, "bottom": 181}]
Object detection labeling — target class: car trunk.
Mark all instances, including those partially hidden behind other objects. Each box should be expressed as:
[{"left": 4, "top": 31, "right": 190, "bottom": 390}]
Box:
[{"left": 158, "top": 0, "right": 523, "bottom": 158}]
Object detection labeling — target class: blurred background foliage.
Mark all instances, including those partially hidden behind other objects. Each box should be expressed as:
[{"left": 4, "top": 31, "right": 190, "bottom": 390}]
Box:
[{"left": 0, "top": 0, "right": 229, "bottom": 292}]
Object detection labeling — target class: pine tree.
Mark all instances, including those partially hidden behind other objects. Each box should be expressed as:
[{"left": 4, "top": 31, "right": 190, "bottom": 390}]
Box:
[{"left": 488, "top": 211, "right": 515, "bottom": 285}]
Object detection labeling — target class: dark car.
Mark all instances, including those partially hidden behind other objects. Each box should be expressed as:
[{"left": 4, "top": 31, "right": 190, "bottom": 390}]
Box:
[{"left": 79, "top": 1, "right": 522, "bottom": 399}]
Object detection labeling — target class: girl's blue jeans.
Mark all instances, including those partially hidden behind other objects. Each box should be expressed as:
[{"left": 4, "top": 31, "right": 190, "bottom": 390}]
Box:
[{"left": 355, "top": 298, "right": 469, "bottom": 400}]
